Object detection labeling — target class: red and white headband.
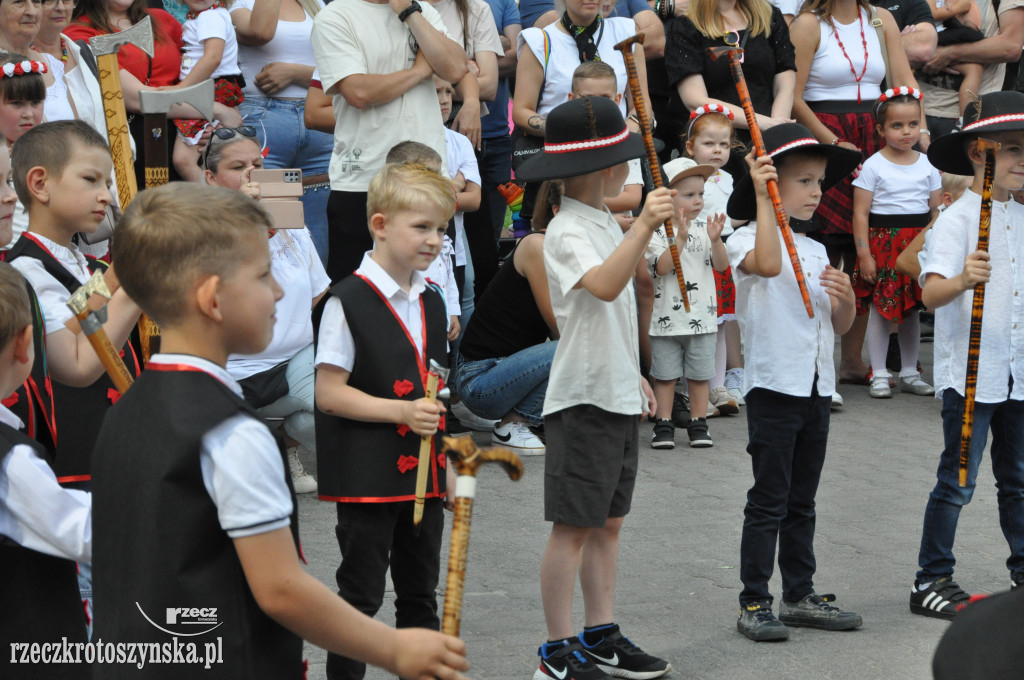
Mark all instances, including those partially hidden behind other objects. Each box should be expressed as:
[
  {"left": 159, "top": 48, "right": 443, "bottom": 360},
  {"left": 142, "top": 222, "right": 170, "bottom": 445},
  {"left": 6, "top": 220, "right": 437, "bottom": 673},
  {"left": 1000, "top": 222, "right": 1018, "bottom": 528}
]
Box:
[
  {"left": 875, "top": 87, "right": 921, "bottom": 114},
  {"left": 0, "top": 61, "right": 47, "bottom": 79},
  {"left": 687, "top": 104, "right": 734, "bottom": 138}
]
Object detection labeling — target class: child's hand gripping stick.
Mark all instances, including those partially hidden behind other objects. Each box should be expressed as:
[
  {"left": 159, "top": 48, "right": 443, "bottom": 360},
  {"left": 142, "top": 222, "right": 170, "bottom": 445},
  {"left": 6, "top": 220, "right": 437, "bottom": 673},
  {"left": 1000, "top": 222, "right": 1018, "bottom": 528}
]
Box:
[
  {"left": 959, "top": 138, "right": 1000, "bottom": 487},
  {"left": 614, "top": 33, "right": 690, "bottom": 313},
  {"left": 65, "top": 270, "right": 134, "bottom": 395},
  {"left": 707, "top": 45, "right": 815, "bottom": 319},
  {"left": 413, "top": 359, "right": 450, "bottom": 527}
]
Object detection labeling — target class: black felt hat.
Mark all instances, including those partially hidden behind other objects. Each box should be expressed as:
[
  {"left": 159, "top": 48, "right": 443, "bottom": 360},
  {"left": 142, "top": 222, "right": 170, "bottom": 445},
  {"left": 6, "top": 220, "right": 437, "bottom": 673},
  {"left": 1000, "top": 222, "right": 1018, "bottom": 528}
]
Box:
[
  {"left": 727, "top": 123, "right": 863, "bottom": 221},
  {"left": 515, "top": 96, "right": 645, "bottom": 182},
  {"left": 927, "top": 91, "right": 1024, "bottom": 175}
]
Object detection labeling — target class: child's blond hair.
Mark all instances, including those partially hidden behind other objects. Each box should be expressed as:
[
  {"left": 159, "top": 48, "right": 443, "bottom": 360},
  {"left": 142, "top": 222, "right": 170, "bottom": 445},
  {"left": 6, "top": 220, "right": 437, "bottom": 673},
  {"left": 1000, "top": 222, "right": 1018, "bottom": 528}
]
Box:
[
  {"left": 941, "top": 172, "right": 972, "bottom": 200},
  {"left": 0, "top": 261, "right": 30, "bottom": 352},
  {"left": 112, "top": 183, "right": 272, "bottom": 327},
  {"left": 366, "top": 163, "right": 457, "bottom": 228}
]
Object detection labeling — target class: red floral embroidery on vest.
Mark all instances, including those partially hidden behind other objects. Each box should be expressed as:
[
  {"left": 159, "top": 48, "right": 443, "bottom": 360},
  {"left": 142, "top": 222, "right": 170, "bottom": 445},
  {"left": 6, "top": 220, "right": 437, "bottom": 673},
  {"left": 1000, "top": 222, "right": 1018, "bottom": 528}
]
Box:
[
  {"left": 396, "top": 454, "right": 418, "bottom": 474},
  {"left": 393, "top": 379, "right": 414, "bottom": 397}
]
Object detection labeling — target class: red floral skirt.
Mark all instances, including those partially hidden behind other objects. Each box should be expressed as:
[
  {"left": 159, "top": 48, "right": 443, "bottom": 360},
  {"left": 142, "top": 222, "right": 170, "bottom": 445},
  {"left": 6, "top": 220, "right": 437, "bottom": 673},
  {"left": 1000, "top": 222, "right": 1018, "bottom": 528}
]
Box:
[
  {"left": 853, "top": 221, "right": 926, "bottom": 321},
  {"left": 715, "top": 266, "right": 736, "bottom": 318}
]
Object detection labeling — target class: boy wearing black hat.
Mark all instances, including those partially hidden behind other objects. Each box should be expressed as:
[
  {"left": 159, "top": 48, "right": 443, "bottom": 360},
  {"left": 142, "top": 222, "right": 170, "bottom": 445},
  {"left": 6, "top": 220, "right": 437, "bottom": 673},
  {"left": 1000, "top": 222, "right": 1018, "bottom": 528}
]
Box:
[
  {"left": 909, "top": 90, "right": 1024, "bottom": 620},
  {"left": 725, "top": 123, "right": 863, "bottom": 642},
  {"left": 516, "top": 96, "right": 675, "bottom": 680}
]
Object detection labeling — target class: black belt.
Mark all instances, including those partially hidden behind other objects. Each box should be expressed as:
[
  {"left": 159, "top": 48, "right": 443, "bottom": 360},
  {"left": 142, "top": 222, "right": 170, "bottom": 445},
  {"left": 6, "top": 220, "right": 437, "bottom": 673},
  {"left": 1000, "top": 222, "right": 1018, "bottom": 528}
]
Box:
[
  {"left": 868, "top": 212, "right": 931, "bottom": 229},
  {"left": 806, "top": 99, "right": 876, "bottom": 114}
]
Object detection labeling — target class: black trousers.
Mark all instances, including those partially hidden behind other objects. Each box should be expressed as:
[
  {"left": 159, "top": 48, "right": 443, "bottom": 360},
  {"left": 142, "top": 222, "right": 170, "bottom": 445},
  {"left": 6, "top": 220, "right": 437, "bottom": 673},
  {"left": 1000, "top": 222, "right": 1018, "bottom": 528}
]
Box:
[
  {"left": 326, "top": 499, "right": 444, "bottom": 680},
  {"left": 326, "top": 190, "right": 371, "bottom": 284},
  {"left": 739, "top": 385, "right": 830, "bottom": 606}
]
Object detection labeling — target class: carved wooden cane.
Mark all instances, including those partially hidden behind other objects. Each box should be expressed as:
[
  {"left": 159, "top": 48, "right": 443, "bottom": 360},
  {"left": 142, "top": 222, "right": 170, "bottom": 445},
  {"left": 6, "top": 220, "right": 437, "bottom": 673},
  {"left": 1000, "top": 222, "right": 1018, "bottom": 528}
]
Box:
[
  {"left": 959, "top": 138, "right": 1000, "bottom": 487},
  {"left": 614, "top": 33, "right": 689, "bottom": 312},
  {"left": 441, "top": 436, "right": 523, "bottom": 636}
]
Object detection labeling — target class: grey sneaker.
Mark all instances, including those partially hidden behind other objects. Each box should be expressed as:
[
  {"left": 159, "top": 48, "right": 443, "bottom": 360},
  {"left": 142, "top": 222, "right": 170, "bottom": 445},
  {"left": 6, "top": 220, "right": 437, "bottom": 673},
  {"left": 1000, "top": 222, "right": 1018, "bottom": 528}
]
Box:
[
  {"left": 899, "top": 372, "right": 935, "bottom": 396},
  {"left": 778, "top": 593, "right": 862, "bottom": 630},
  {"left": 737, "top": 602, "right": 789, "bottom": 641},
  {"left": 869, "top": 375, "right": 892, "bottom": 399}
]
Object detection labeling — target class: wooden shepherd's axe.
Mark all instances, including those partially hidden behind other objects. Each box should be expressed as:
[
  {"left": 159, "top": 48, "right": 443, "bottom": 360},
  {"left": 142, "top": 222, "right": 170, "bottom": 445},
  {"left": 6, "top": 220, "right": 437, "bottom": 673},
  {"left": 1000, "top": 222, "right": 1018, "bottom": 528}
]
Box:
[
  {"left": 139, "top": 80, "right": 215, "bottom": 189},
  {"left": 66, "top": 270, "right": 134, "bottom": 395},
  {"left": 440, "top": 436, "right": 523, "bottom": 636},
  {"left": 413, "top": 358, "right": 450, "bottom": 527},
  {"left": 89, "top": 16, "right": 153, "bottom": 214}
]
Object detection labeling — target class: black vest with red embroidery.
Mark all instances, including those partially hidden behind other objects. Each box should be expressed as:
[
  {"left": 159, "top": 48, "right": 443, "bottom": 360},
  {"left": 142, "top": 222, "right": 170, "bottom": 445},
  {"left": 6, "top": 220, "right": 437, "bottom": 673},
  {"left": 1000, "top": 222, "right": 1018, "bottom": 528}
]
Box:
[
  {"left": 5, "top": 235, "right": 141, "bottom": 483},
  {"left": 0, "top": 423, "right": 88, "bottom": 679},
  {"left": 0, "top": 277, "right": 57, "bottom": 457},
  {"left": 91, "top": 368, "right": 302, "bottom": 680},
  {"left": 314, "top": 275, "right": 448, "bottom": 502}
]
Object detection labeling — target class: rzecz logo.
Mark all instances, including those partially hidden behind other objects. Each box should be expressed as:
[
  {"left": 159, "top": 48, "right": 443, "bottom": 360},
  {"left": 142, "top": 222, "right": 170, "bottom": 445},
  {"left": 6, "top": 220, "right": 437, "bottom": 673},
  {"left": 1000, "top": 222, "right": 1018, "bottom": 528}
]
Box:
[{"left": 136, "top": 603, "right": 223, "bottom": 636}]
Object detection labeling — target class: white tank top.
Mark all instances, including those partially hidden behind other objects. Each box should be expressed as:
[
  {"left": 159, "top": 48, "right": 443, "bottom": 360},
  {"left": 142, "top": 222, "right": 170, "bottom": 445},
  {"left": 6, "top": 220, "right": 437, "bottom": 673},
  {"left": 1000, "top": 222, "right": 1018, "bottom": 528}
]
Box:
[{"left": 803, "top": 8, "right": 886, "bottom": 102}]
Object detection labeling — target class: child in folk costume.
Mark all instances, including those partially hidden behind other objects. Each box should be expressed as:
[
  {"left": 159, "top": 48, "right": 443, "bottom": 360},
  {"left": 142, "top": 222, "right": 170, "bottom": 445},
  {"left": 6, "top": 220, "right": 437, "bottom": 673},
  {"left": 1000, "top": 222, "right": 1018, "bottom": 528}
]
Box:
[
  {"left": 852, "top": 87, "right": 941, "bottom": 399},
  {"left": 90, "top": 182, "right": 468, "bottom": 680},
  {"left": 171, "top": 0, "right": 246, "bottom": 181},
  {"left": 0, "top": 55, "right": 46, "bottom": 249},
  {"left": 314, "top": 163, "right": 456, "bottom": 680},
  {"left": 517, "top": 96, "right": 674, "bottom": 680},
  {"left": 647, "top": 157, "right": 728, "bottom": 450},
  {"left": 0, "top": 262, "right": 91, "bottom": 680},
  {"left": 909, "top": 91, "right": 1024, "bottom": 620},
  {"left": 726, "top": 123, "right": 863, "bottom": 642}
]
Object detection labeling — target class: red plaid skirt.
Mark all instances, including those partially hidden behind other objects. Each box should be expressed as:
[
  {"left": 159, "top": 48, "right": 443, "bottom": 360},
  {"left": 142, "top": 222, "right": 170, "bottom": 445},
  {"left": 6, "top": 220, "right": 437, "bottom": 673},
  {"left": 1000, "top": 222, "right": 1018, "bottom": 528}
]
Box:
[
  {"left": 715, "top": 266, "right": 736, "bottom": 318},
  {"left": 173, "top": 77, "right": 244, "bottom": 139},
  {"left": 813, "top": 110, "right": 880, "bottom": 237}
]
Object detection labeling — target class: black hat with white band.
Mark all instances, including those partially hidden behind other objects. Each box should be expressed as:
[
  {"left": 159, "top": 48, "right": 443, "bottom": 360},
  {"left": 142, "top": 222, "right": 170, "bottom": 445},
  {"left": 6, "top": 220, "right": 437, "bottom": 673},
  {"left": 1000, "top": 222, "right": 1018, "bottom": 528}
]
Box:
[{"left": 926, "top": 91, "right": 1024, "bottom": 175}]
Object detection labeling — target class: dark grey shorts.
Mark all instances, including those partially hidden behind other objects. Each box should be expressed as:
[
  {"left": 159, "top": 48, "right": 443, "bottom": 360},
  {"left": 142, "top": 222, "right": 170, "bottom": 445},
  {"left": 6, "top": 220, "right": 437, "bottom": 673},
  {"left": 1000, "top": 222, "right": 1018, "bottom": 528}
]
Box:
[{"left": 544, "top": 404, "right": 639, "bottom": 528}]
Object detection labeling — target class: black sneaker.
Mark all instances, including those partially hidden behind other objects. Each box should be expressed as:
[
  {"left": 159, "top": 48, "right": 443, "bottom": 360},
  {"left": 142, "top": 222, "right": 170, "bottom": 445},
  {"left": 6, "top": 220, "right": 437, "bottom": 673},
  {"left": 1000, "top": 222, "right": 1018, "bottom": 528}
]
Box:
[
  {"left": 737, "top": 601, "right": 789, "bottom": 642},
  {"left": 778, "top": 592, "right": 862, "bottom": 630},
  {"left": 670, "top": 392, "right": 689, "bottom": 427},
  {"left": 579, "top": 625, "right": 671, "bottom": 679},
  {"left": 534, "top": 639, "right": 612, "bottom": 680},
  {"left": 687, "top": 418, "right": 712, "bottom": 448},
  {"left": 909, "top": 576, "right": 971, "bottom": 620},
  {"left": 651, "top": 419, "right": 675, "bottom": 449}
]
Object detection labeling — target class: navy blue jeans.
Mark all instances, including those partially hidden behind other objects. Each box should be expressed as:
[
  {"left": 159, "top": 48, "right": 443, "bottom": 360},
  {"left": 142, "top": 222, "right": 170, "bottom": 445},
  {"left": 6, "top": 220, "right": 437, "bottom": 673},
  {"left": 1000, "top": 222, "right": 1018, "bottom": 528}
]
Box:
[
  {"left": 916, "top": 390, "right": 1024, "bottom": 583},
  {"left": 740, "top": 386, "right": 831, "bottom": 606}
]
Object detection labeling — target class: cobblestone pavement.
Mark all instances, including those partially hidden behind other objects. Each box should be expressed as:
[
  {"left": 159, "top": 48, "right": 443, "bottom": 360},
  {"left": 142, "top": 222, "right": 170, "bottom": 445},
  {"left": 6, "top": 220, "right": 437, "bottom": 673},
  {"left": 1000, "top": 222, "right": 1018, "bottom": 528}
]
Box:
[{"left": 297, "top": 341, "right": 1010, "bottom": 680}]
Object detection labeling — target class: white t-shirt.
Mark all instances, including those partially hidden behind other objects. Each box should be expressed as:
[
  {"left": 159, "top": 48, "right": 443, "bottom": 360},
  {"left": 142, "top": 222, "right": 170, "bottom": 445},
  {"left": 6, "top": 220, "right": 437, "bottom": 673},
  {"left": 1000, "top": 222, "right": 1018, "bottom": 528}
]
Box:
[
  {"left": 42, "top": 52, "right": 75, "bottom": 123},
  {"left": 518, "top": 17, "right": 636, "bottom": 118},
  {"left": 698, "top": 168, "right": 734, "bottom": 236},
  {"left": 226, "top": 228, "right": 330, "bottom": 380},
  {"left": 646, "top": 219, "right": 718, "bottom": 337},
  {"left": 727, "top": 226, "right": 837, "bottom": 397},
  {"left": 430, "top": 0, "right": 503, "bottom": 58},
  {"left": 920, "top": 191, "right": 1024, "bottom": 403},
  {"left": 852, "top": 151, "right": 941, "bottom": 215},
  {"left": 180, "top": 7, "right": 241, "bottom": 80},
  {"left": 445, "top": 126, "right": 480, "bottom": 267},
  {"left": 311, "top": 0, "right": 454, "bottom": 191},
  {"left": 543, "top": 196, "right": 645, "bottom": 416},
  {"left": 423, "top": 234, "right": 461, "bottom": 317},
  {"left": 231, "top": 0, "right": 323, "bottom": 99}
]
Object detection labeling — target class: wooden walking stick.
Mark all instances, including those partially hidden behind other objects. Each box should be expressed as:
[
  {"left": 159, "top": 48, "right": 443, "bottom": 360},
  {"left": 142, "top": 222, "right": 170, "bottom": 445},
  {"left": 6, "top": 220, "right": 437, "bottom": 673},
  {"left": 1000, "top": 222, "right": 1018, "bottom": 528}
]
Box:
[
  {"left": 958, "top": 138, "right": 1000, "bottom": 487},
  {"left": 441, "top": 436, "right": 524, "bottom": 636},
  {"left": 707, "top": 46, "right": 815, "bottom": 319},
  {"left": 65, "top": 270, "right": 134, "bottom": 395},
  {"left": 413, "top": 359, "right": 450, "bottom": 527},
  {"left": 614, "top": 33, "right": 689, "bottom": 313}
]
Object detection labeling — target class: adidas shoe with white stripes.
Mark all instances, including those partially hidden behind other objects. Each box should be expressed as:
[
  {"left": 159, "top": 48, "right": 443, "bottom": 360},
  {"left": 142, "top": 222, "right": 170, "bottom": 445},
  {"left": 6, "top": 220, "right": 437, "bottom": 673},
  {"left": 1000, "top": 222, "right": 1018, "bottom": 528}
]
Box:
[{"left": 909, "top": 576, "right": 971, "bottom": 620}]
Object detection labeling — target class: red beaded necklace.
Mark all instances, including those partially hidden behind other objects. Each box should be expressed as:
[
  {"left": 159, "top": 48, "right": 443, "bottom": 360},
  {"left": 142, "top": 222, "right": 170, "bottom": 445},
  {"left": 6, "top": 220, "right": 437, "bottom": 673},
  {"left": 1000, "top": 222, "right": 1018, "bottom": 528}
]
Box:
[{"left": 828, "top": 10, "right": 869, "bottom": 104}]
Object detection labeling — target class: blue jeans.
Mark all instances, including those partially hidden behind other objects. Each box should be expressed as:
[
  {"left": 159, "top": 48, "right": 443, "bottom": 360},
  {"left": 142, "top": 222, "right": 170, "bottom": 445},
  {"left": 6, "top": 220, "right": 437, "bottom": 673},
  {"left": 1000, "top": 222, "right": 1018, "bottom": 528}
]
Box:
[
  {"left": 239, "top": 96, "right": 334, "bottom": 264},
  {"left": 258, "top": 344, "right": 315, "bottom": 452},
  {"left": 917, "top": 390, "right": 1024, "bottom": 583},
  {"left": 453, "top": 341, "right": 556, "bottom": 426}
]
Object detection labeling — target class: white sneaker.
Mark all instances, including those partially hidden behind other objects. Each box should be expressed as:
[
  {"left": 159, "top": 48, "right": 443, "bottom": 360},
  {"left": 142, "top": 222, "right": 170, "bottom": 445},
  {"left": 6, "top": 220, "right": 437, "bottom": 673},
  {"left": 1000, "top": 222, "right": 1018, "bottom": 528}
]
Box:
[
  {"left": 709, "top": 385, "right": 739, "bottom": 416},
  {"left": 451, "top": 400, "right": 499, "bottom": 432},
  {"left": 725, "top": 368, "right": 746, "bottom": 406},
  {"left": 288, "top": 446, "right": 317, "bottom": 494},
  {"left": 831, "top": 392, "right": 844, "bottom": 411},
  {"left": 681, "top": 392, "right": 719, "bottom": 418},
  {"left": 491, "top": 421, "right": 545, "bottom": 456}
]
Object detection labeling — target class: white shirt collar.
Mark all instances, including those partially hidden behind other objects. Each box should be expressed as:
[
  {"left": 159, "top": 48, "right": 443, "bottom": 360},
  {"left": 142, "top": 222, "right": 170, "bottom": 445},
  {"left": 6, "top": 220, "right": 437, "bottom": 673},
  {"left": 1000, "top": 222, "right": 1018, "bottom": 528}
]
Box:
[
  {"left": 559, "top": 196, "right": 616, "bottom": 227},
  {"left": 30, "top": 232, "right": 88, "bottom": 267},
  {"left": 0, "top": 403, "right": 24, "bottom": 430},
  {"left": 357, "top": 251, "right": 427, "bottom": 300},
  {"left": 147, "top": 354, "right": 244, "bottom": 397}
]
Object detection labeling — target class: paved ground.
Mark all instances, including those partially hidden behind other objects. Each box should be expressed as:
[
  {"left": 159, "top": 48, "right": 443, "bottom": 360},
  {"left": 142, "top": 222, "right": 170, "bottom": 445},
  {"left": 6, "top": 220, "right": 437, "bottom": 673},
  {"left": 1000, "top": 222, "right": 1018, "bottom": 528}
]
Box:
[{"left": 295, "top": 340, "right": 1011, "bottom": 680}]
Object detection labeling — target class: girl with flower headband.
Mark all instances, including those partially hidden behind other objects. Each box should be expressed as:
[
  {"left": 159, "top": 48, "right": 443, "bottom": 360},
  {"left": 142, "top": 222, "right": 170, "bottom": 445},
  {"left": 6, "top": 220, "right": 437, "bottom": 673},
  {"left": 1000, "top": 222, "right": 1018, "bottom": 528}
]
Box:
[
  {"left": 851, "top": 87, "right": 940, "bottom": 399},
  {"left": 0, "top": 54, "right": 46, "bottom": 249}
]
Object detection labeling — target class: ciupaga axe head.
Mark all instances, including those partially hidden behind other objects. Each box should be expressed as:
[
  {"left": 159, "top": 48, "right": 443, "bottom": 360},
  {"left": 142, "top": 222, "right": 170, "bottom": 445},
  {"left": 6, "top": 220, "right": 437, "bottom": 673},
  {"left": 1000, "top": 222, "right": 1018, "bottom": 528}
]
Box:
[
  {"left": 89, "top": 15, "right": 154, "bottom": 58},
  {"left": 706, "top": 45, "right": 742, "bottom": 61},
  {"left": 140, "top": 79, "right": 215, "bottom": 123},
  {"left": 66, "top": 270, "right": 113, "bottom": 320},
  {"left": 429, "top": 358, "right": 451, "bottom": 401}
]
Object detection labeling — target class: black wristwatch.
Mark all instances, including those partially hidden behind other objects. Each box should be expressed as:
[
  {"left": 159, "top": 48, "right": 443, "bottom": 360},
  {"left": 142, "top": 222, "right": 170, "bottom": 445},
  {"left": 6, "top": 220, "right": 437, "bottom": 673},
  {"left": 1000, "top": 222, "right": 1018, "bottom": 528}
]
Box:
[{"left": 398, "top": 0, "right": 422, "bottom": 22}]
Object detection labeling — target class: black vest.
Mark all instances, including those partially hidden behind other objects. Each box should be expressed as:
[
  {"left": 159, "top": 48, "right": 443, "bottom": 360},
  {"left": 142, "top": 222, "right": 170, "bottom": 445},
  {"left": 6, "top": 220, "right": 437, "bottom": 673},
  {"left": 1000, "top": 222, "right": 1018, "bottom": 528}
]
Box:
[
  {"left": 0, "top": 277, "right": 57, "bottom": 457},
  {"left": 6, "top": 235, "right": 141, "bottom": 482},
  {"left": 314, "top": 275, "right": 448, "bottom": 502},
  {"left": 0, "top": 423, "right": 88, "bottom": 680},
  {"left": 90, "top": 368, "right": 302, "bottom": 679}
]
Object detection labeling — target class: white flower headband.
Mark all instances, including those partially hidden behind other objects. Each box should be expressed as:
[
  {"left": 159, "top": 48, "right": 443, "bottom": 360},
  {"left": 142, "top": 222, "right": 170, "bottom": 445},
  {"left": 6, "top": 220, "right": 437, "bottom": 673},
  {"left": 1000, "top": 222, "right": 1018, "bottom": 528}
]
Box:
[
  {"left": 687, "top": 103, "right": 735, "bottom": 138},
  {"left": 875, "top": 87, "right": 921, "bottom": 115},
  {"left": 0, "top": 61, "right": 48, "bottom": 79}
]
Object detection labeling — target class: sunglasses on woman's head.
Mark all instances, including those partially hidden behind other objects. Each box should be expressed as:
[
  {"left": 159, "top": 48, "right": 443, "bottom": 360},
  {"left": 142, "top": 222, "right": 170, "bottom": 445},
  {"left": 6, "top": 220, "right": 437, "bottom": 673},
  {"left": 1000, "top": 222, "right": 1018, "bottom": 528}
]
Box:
[{"left": 203, "top": 126, "right": 259, "bottom": 169}]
